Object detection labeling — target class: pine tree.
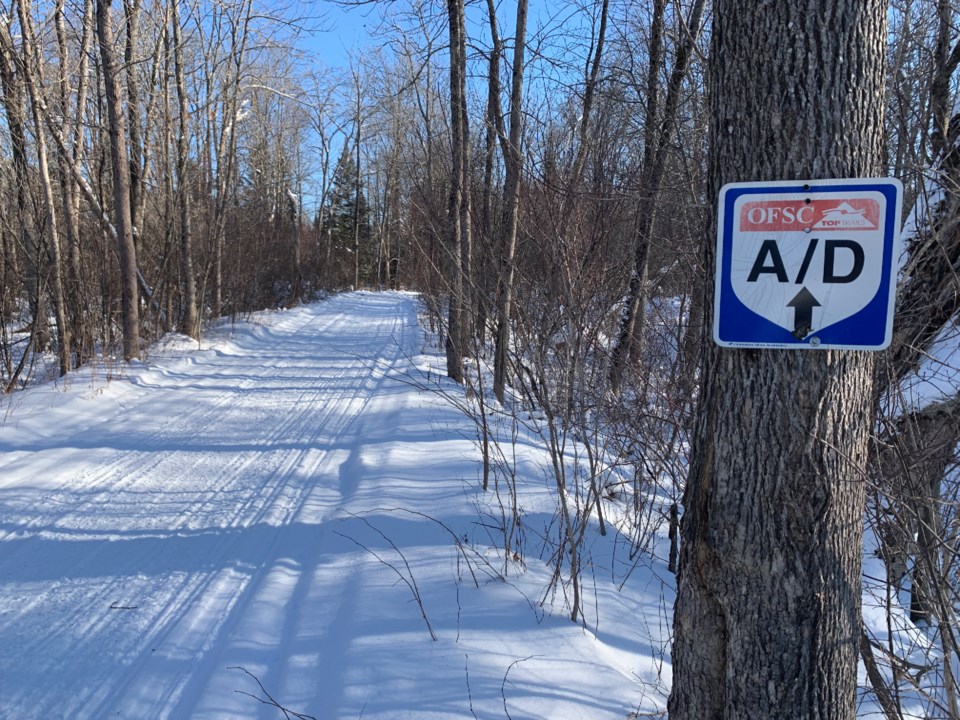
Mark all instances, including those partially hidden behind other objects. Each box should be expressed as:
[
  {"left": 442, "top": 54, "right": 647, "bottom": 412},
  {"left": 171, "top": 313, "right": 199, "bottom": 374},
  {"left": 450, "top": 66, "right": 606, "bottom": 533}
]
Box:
[{"left": 321, "top": 147, "right": 373, "bottom": 287}]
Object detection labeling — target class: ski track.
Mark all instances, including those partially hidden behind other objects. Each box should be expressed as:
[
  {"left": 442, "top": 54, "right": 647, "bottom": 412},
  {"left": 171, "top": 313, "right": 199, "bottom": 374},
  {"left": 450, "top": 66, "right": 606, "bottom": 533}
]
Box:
[{"left": 0, "top": 292, "right": 436, "bottom": 719}]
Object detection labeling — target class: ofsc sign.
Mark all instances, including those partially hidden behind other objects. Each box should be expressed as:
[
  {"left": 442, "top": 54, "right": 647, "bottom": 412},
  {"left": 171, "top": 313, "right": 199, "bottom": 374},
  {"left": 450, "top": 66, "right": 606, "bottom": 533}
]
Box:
[{"left": 714, "top": 178, "right": 903, "bottom": 350}]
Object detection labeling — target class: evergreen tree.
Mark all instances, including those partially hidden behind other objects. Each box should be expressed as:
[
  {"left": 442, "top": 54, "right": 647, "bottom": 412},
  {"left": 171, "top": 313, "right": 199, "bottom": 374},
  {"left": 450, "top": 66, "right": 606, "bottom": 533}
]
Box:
[{"left": 321, "top": 146, "right": 373, "bottom": 286}]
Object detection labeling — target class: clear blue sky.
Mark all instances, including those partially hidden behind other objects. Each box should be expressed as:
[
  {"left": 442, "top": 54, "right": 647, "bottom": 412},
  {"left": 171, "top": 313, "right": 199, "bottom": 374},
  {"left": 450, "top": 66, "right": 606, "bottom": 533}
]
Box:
[
  {"left": 297, "top": 1, "right": 570, "bottom": 70},
  {"left": 298, "top": 2, "right": 382, "bottom": 69}
]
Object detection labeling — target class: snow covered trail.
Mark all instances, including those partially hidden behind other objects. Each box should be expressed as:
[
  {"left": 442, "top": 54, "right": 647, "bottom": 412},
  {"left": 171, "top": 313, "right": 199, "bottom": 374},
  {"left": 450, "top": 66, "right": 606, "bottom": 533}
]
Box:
[{"left": 0, "top": 292, "right": 657, "bottom": 720}]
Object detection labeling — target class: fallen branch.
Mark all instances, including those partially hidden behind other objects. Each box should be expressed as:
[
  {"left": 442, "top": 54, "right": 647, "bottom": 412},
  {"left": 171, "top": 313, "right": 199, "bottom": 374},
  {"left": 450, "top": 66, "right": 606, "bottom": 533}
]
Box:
[{"left": 108, "top": 601, "right": 137, "bottom": 610}]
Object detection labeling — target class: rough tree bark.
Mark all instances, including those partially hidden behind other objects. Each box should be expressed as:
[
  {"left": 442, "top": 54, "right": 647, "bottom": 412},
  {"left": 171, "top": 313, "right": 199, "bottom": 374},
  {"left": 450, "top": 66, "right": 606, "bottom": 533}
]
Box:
[{"left": 669, "top": 1, "right": 888, "bottom": 718}]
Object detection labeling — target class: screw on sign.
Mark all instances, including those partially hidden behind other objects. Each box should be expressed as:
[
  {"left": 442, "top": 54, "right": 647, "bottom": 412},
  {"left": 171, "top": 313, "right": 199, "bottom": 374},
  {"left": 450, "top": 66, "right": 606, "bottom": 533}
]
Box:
[{"left": 713, "top": 178, "right": 903, "bottom": 350}]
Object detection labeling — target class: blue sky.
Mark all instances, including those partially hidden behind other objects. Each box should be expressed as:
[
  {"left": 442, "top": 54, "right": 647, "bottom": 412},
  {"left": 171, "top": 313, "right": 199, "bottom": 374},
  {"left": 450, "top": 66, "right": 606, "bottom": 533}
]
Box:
[
  {"left": 298, "top": 2, "right": 383, "bottom": 69},
  {"left": 297, "top": 0, "right": 572, "bottom": 70}
]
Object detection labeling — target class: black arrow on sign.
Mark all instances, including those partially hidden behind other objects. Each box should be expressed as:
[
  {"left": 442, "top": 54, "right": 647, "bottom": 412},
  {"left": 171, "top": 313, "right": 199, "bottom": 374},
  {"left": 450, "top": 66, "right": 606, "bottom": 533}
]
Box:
[{"left": 787, "top": 287, "right": 821, "bottom": 340}]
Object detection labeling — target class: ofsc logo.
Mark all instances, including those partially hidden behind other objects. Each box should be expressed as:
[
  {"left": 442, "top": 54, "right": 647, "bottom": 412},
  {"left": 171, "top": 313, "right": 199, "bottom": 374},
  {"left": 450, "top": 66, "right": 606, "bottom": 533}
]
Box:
[{"left": 739, "top": 198, "right": 880, "bottom": 232}]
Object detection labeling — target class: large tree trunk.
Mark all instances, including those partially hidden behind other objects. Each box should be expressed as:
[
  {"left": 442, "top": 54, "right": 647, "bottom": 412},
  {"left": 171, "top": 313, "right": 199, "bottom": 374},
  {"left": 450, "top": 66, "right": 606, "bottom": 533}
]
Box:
[
  {"left": 669, "top": 1, "right": 888, "bottom": 718},
  {"left": 97, "top": 0, "right": 141, "bottom": 361}
]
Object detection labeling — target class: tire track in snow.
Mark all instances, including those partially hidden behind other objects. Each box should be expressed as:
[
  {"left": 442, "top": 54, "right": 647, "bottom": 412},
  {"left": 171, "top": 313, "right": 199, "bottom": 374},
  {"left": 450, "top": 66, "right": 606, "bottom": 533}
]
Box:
[
  {"left": 0, "top": 292, "right": 421, "bottom": 720},
  {"left": 128, "top": 295, "right": 414, "bottom": 717},
  {"left": 0, "top": 303, "right": 340, "bottom": 542}
]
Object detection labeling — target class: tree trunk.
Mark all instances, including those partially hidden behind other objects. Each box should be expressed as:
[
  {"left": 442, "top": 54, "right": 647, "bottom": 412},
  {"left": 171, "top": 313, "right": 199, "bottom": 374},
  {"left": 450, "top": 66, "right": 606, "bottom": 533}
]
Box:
[
  {"left": 477, "top": 0, "right": 504, "bottom": 346},
  {"left": 669, "top": 1, "right": 888, "bottom": 718},
  {"left": 608, "top": 0, "right": 705, "bottom": 392},
  {"left": 17, "top": 0, "right": 71, "bottom": 377},
  {"left": 97, "top": 0, "right": 141, "bottom": 361},
  {"left": 445, "top": 0, "right": 470, "bottom": 383},
  {"left": 886, "top": 38, "right": 960, "bottom": 388},
  {"left": 491, "top": 0, "right": 528, "bottom": 404},
  {"left": 289, "top": 187, "right": 302, "bottom": 302},
  {"left": 171, "top": 0, "right": 198, "bottom": 338},
  {"left": 124, "top": 0, "right": 144, "bottom": 242},
  {"left": 210, "top": 0, "right": 254, "bottom": 317},
  {"left": 54, "top": 0, "right": 94, "bottom": 364},
  {"left": 353, "top": 81, "right": 362, "bottom": 290},
  {"left": 0, "top": 19, "right": 46, "bottom": 353}
]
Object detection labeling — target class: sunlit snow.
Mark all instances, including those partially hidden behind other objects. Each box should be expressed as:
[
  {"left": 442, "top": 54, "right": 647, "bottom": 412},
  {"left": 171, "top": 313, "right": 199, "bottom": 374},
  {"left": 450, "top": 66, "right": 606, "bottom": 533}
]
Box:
[{"left": 0, "top": 292, "right": 668, "bottom": 719}]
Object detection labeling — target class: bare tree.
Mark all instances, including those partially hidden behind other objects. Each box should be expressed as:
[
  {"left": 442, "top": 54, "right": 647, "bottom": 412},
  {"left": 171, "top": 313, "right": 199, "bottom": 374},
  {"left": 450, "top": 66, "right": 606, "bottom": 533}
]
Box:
[
  {"left": 171, "top": 0, "right": 198, "bottom": 337},
  {"left": 444, "top": 0, "right": 470, "bottom": 383},
  {"left": 491, "top": 0, "right": 528, "bottom": 404},
  {"left": 0, "top": 9, "right": 48, "bottom": 369},
  {"left": 608, "top": 0, "right": 706, "bottom": 392},
  {"left": 15, "top": 0, "right": 71, "bottom": 376},
  {"left": 96, "top": 0, "right": 141, "bottom": 360},
  {"left": 53, "top": 0, "right": 95, "bottom": 363}
]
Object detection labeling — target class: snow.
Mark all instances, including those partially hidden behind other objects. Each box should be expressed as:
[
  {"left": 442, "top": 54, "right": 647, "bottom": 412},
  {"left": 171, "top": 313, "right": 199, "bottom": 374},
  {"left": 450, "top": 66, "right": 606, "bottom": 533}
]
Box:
[
  {"left": 898, "top": 317, "right": 960, "bottom": 412},
  {"left": 895, "top": 156, "right": 960, "bottom": 413},
  {"left": 0, "top": 291, "right": 667, "bottom": 719}
]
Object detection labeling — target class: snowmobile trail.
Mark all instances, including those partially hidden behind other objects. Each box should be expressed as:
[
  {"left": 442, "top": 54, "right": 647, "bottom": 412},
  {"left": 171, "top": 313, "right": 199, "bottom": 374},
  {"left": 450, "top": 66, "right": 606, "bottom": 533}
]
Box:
[
  {"left": 0, "top": 291, "right": 656, "bottom": 720},
  {"left": 0, "top": 292, "right": 453, "bottom": 719}
]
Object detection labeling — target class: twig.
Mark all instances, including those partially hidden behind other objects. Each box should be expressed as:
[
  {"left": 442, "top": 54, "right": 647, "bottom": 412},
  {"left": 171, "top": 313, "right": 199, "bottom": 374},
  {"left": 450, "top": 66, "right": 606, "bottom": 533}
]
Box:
[
  {"left": 368, "top": 505, "right": 494, "bottom": 587},
  {"left": 336, "top": 513, "right": 438, "bottom": 641},
  {"left": 465, "top": 654, "right": 479, "bottom": 719},
  {"left": 229, "top": 666, "right": 317, "bottom": 720},
  {"left": 501, "top": 655, "right": 540, "bottom": 720}
]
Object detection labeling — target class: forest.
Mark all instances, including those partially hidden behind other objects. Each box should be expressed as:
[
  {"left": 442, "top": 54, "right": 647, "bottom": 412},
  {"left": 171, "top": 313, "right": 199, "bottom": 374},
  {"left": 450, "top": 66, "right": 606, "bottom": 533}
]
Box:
[{"left": 0, "top": 0, "right": 958, "bottom": 717}]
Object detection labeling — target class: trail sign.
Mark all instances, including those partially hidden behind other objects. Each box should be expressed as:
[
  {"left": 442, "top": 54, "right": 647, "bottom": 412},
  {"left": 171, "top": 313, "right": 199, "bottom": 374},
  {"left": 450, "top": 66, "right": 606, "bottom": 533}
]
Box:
[{"left": 714, "top": 178, "right": 903, "bottom": 350}]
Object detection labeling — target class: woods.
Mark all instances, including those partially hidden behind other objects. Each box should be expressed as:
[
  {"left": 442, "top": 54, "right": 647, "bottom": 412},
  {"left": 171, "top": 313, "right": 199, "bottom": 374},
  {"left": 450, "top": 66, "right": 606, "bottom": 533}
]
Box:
[{"left": 1, "top": 0, "right": 959, "bottom": 716}]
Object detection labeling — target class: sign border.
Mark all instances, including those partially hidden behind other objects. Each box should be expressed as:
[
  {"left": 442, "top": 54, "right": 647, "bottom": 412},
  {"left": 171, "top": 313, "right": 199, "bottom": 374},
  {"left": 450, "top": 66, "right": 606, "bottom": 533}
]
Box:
[{"left": 713, "top": 178, "right": 903, "bottom": 350}]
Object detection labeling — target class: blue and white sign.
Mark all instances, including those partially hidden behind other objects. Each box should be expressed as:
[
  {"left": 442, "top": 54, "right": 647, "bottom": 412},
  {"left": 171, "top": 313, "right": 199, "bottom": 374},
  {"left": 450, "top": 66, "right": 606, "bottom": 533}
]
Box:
[{"left": 714, "top": 178, "right": 903, "bottom": 350}]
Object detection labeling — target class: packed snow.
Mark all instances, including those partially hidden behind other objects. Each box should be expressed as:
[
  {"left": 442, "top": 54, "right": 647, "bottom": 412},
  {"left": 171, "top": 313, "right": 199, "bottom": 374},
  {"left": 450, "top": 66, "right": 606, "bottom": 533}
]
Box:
[{"left": 0, "top": 292, "right": 671, "bottom": 720}]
